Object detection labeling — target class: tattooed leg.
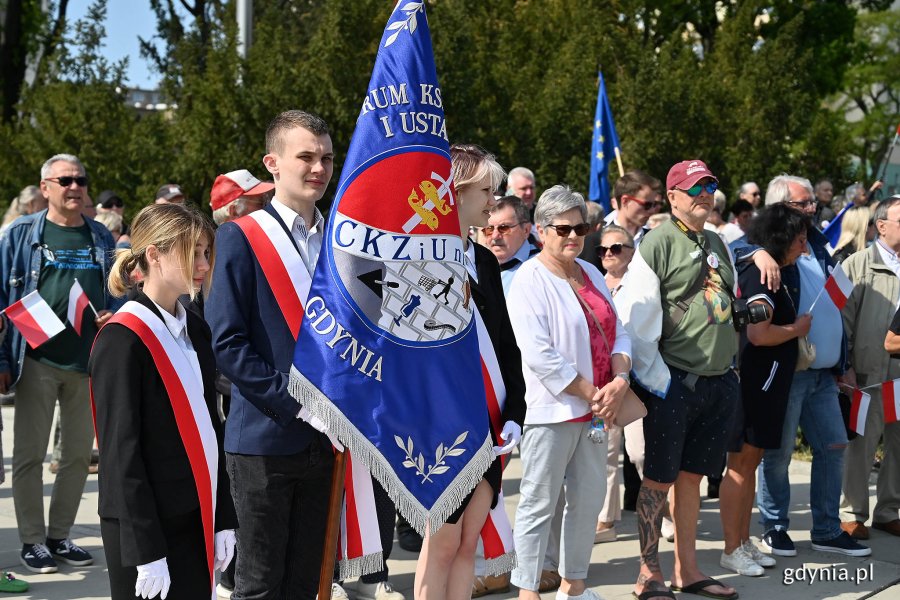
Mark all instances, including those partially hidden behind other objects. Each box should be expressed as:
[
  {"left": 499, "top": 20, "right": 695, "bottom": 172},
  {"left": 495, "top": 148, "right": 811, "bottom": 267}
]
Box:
[{"left": 635, "top": 482, "right": 672, "bottom": 598}]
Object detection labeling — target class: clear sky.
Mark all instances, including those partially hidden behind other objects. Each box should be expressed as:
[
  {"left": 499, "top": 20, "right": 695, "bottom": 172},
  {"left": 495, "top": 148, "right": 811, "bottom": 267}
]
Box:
[{"left": 68, "top": 0, "right": 163, "bottom": 90}]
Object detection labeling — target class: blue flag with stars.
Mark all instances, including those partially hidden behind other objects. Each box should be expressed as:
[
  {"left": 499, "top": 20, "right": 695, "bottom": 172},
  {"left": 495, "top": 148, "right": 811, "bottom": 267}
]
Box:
[{"left": 589, "top": 71, "right": 621, "bottom": 212}]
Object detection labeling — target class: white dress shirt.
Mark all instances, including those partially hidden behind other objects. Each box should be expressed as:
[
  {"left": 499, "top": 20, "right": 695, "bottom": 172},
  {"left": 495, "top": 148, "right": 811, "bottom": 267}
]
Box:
[
  {"left": 270, "top": 198, "right": 325, "bottom": 276},
  {"left": 150, "top": 298, "right": 203, "bottom": 390}
]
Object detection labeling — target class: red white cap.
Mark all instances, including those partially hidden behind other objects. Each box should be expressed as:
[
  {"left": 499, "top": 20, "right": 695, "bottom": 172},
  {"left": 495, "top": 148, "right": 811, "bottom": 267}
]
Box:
[
  {"left": 210, "top": 170, "right": 275, "bottom": 210},
  {"left": 666, "top": 160, "right": 718, "bottom": 191}
]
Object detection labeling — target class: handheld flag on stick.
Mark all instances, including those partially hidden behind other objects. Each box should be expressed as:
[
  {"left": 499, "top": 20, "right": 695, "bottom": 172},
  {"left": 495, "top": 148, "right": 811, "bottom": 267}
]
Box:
[
  {"left": 822, "top": 202, "right": 854, "bottom": 248},
  {"left": 589, "top": 71, "right": 623, "bottom": 212},
  {"left": 4, "top": 291, "right": 66, "bottom": 348},
  {"left": 67, "top": 278, "right": 97, "bottom": 336},
  {"left": 809, "top": 263, "right": 854, "bottom": 312},
  {"left": 289, "top": 0, "right": 493, "bottom": 547},
  {"left": 849, "top": 389, "right": 871, "bottom": 435},
  {"left": 883, "top": 380, "right": 900, "bottom": 424}
]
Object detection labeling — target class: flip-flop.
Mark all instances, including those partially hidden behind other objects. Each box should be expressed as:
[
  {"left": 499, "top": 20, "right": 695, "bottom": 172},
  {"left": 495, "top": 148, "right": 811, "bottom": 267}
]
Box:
[
  {"left": 631, "top": 590, "right": 676, "bottom": 600},
  {"left": 670, "top": 578, "right": 738, "bottom": 600}
]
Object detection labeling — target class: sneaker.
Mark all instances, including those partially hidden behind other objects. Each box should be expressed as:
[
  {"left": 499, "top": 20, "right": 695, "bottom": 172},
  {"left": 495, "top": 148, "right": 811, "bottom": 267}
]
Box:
[
  {"left": 0, "top": 572, "right": 28, "bottom": 593},
  {"left": 357, "top": 581, "right": 404, "bottom": 600},
  {"left": 720, "top": 546, "right": 764, "bottom": 576},
  {"left": 742, "top": 539, "right": 776, "bottom": 568},
  {"left": 594, "top": 525, "right": 617, "bottom": 543},
  {"left": 318, "top": 583, "right": 350, "bottom": 600},
  {"left": 46, "top": 537, "right": 94, "bottom": 566},
  {"left": 20, "top": 544, "right": 57, "bottom": 574},
  {"left": 811, "top": 531, "right": 872, "bottom": 557},
  {"left": 661, "top": 517, "right": 675, "bottom": 542},
  {"left": 761, "top": 527, "right": 797, "bottom": 557},
  {"left": 555, "top": 588, "right": 605, "bottom": 600},
  {"left": 216, "top": 583, "right": 234, "bottom": 599}
]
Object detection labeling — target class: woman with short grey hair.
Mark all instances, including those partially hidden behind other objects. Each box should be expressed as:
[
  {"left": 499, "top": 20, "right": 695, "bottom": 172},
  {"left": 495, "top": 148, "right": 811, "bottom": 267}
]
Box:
[{"left": 508, "top": 185, "right": 631, "bottom": 600}]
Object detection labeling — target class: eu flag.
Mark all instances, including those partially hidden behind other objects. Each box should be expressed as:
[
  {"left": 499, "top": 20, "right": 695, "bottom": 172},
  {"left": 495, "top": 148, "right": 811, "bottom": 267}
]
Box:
[
  {"left": 589, "top": 71, "right": 622, "bottom": 212},
  {"left": 289, "top": 2, "right": 493, "bottom": 537}
]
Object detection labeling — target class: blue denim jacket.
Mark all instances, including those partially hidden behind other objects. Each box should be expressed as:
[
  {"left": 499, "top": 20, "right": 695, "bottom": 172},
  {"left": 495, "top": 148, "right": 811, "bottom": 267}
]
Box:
[
  {"left": 731, "top": 226, "right": 848, "bottom": 374},
  {"left": 0, "top": 210, "right": 122, "bottom": 385}
]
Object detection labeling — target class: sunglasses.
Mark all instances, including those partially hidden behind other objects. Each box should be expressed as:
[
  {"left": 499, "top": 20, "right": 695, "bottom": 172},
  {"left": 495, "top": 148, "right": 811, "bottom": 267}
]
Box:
[
  {"left": 46, "top": 176, "right": 89, "bottom": 188},
  {"left": 597, "top": 242, "right": 634, "bottom": 256},
  {"left": 678, "top": 181, "right": 718, "bottom": 197},
  {"left": 623, "top": 194, "right": 663, "bottom": 211},
  {"left": 545, "top": 223, "right": 590, "bottom": 237},
  {"left": 482, "top": 222, "right": 526, "bottom": 236}
]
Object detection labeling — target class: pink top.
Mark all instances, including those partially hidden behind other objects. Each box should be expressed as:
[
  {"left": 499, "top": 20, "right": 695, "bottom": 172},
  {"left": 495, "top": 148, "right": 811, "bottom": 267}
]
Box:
[{"left": 566, "top": 269, "right": 618, "bottom": 422}]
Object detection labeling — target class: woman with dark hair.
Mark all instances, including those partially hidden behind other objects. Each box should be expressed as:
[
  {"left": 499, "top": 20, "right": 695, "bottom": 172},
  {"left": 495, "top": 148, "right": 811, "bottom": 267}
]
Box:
[{"left": 718, "top": 203, "right": 811, "bottom": 577}]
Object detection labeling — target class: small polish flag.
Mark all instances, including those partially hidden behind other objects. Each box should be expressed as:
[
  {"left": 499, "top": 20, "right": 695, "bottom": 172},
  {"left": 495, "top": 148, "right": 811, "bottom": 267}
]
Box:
[
  {"left": 4, "top": 291, "right": 66, "bottom": 349},
  {"left": 883, "top": 379, "right": 900, "bottom": 424},
  {"left": 67, "top": 279, "right": 91, "bottom": 335},
  {"left": 824, "top": 264, "right": 854, "bottom": 310},
  {"left": 850, "top": 389, "right": 871, "bottom": 436}
]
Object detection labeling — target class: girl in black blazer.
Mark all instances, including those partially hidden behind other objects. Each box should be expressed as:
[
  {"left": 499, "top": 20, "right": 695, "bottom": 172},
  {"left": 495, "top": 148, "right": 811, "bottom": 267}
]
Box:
[
  {"left": 414, "top": 145, "right": 527, "bottom": 600},
  {"left": 89, "top": 204, "right": 236, "bottom": 600}
]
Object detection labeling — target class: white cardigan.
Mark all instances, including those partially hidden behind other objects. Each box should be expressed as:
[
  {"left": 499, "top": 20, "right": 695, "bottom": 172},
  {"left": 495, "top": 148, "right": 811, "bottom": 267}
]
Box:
[{"left": 507, "top": 258, "right": 631, "bottom": 425}]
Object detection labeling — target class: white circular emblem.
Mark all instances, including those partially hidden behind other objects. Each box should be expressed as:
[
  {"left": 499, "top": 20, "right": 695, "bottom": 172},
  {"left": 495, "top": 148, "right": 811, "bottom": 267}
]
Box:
[{"left": 707, "top": 253, "right": 720, "bottom": 269}]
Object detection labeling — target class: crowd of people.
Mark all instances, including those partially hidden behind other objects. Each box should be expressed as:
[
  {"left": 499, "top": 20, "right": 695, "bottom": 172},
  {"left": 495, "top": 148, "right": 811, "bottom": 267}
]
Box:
[{"left": 0, "top": 109, "right": 896, "bottom": 600}]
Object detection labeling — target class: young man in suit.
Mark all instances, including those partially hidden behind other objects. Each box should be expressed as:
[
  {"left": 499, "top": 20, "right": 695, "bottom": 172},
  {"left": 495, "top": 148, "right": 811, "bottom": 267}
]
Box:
[{"left": 206, "top": 110, "right": 336, "bottom": 600}]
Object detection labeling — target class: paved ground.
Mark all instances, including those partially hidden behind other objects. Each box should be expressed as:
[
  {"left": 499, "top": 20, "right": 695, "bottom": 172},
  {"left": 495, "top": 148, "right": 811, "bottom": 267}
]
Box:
[{"left": 0, "top": 403, "right": 898, "bottom": 600}]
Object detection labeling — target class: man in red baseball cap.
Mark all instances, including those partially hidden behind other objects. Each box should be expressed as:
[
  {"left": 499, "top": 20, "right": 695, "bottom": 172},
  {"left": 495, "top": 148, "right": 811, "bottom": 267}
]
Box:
[
  {"left": 210, "top": 169, "right": 274, "bottom": 225},
  {"left": 616, "top": 159, "right": 740, "bottom": 600}
]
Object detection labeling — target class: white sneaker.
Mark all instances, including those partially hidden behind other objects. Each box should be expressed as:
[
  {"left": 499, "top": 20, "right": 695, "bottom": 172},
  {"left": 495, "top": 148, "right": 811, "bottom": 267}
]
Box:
[
  {"left": 216, "top": 583, "right": 234, "bottom": 599},
  {"left": 720, "top": 546, "right": 765, "bottom": 577},
  {"left": 318, "top": 583, "right": 351, "bottom": 600},
  {"left": 742, "top": 539, "right": 776, "bottom": 568},
  {"left": 661, "top": 517, "right": 675, "bottom": 542},
  {"left": 555, "top": 588, "right": 605, "bottom": 600},
  {"left": 357, "top": 581, "right": 404, "bottom": 600}
]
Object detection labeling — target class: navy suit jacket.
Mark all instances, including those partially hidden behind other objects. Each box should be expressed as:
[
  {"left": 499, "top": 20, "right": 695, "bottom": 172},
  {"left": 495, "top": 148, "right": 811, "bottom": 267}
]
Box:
[{"left": 206, "top": 203, "right": 327, "bottom": 455}]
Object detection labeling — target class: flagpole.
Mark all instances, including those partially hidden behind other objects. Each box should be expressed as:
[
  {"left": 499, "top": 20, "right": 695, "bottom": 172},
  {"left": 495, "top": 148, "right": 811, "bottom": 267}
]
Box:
[
  {"left": 807, "top": 286, "right": 825, "bottom": 313},
  {"left": 318, "top": 450, "right": 347, "bottom": 600},
  {"left": 614, "top": 147, "right": 625, "bottom": 178}
]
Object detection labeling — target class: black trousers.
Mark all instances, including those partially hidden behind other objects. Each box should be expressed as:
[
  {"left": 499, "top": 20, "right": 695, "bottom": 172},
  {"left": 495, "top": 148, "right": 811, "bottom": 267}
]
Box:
[
  {"left": 102, "top": 509, "right": 210, "bottom": 600},
  {"left": 227, "top": 444, "right": 334, "bottom": 600}
]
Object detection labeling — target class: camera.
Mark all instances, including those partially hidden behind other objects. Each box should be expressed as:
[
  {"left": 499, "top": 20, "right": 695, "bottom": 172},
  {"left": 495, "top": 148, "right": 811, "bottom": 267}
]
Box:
[{"left": 732, "top": 299, "right": 770, "bottom": 331}]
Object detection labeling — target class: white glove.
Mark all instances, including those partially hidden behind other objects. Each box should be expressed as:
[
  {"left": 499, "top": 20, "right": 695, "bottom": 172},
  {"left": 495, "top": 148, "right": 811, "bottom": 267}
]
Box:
[
  {"left": 492, "top": 421, "right": 522, "bottom": 456},
  {"left": 135, "top": 557, "right": 170, "bottom": 599},
  {"left": 297, "top": 405, "right": 344, "bottom": 451},
  {"left": 214, "top": 529, "right": 236, "bottom": 572}
]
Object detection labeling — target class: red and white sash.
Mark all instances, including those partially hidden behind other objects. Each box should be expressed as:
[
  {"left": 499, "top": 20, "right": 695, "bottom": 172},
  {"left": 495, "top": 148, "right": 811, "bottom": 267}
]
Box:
[
  {"left": 235, "top": 209, "right": 384, "bottom": 577},
  {"left": 107, "top": 302, "right": 219, "bottom": 593},
  {"left": 233, "top": 210, "right": 312, "bottom": 338},
  {"left": 473, "top": 308, "right": 516, "bottom": 574}
]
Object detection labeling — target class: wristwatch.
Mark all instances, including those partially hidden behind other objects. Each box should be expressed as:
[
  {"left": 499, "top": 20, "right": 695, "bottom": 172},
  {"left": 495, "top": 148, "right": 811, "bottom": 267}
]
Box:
[{"left": 614, "top": 372, "right": 630, "bottom": 385}]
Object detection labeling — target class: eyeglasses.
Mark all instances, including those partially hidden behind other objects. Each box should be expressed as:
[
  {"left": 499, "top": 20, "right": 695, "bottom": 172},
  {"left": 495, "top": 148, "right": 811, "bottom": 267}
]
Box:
[
  {"left": 597, "top": 242, "right": 634, "bottom": 256},
  {"left": 622, "top": 194, "right": 663, "bottom": 211},
  {"left": 482, "top": 222, "right": 527, "bottom": 236},
  {"left": 678, "top": 181, "right": 718, "bottom": 197},
  {"left": 786, "top": 199, "right": 816, "bottom": 209},
  {"left": 545, "top": 223, "right": 590, "bottom": 237},
  {"left": 45, "top": 176, "right": 89, "bottom": 188}
]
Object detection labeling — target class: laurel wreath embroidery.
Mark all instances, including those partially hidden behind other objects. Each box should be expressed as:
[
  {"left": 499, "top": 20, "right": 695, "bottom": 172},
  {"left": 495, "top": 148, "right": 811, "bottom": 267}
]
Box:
[
  {"left": 384, "top": 2, "right": 425, "bottom": 48},
  {"left": 395, "top": 431, "right": 468, "bottom": 483}
]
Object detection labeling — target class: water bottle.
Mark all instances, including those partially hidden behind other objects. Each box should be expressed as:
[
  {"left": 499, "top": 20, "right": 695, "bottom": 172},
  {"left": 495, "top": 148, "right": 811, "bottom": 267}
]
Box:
[{"left": 588, "top": 415, "right": 606, "bottom": 444}]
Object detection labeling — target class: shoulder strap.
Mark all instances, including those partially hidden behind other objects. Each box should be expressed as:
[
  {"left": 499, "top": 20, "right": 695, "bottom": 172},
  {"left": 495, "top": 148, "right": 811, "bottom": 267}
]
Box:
[{"left": 568, "top": 277, "right": 612, "bottom": 356}]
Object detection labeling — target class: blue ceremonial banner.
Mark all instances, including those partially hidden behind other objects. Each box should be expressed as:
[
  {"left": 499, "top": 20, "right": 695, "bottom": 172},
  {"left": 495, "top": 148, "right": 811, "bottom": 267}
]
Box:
[
  {"left": 289, "top": 1, "right": 493, "bottom": 535},
  {"left": 588, "top": 71, "right": 622, "bottom": 212}
]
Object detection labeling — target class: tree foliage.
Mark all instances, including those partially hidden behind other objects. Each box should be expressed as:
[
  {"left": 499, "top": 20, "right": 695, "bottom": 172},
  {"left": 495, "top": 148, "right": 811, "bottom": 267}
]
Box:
[{"left": 0, "top": 0, "right": 895, "bottom": 213}]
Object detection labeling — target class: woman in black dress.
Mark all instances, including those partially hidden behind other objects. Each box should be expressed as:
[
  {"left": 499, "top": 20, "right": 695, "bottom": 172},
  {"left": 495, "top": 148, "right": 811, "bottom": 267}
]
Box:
[
  {"left": 719, "top": 203, "right": 811, "bottom": 576},
  {"left": 414, "top": 145, "right": 526, "bottom": 600},
  {"left": 90, "top": 203, "right": 236, "bottom": 599}
]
